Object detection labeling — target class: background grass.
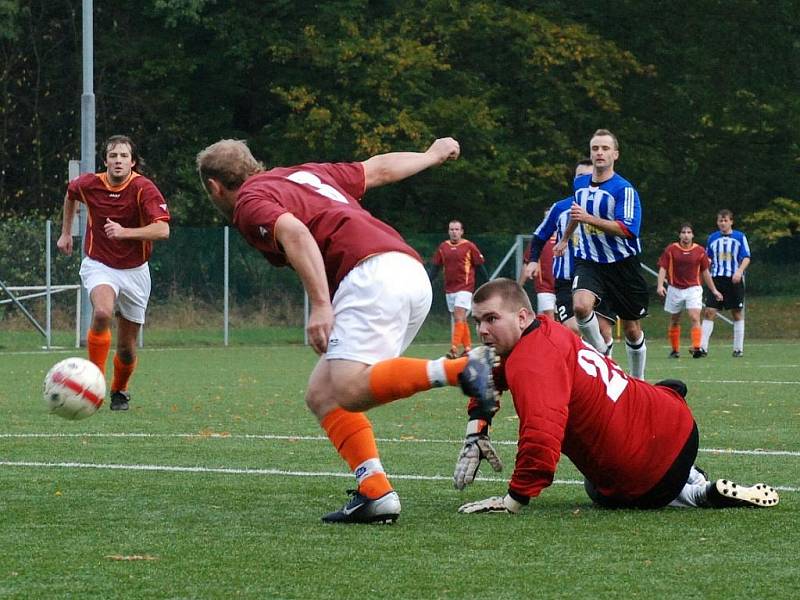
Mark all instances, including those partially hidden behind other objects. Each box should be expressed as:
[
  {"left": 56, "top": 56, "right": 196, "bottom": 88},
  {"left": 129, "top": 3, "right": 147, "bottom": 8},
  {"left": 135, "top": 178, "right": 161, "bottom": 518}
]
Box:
[{"left": 0, "top": 337, "right": 797, "bottom": 599}]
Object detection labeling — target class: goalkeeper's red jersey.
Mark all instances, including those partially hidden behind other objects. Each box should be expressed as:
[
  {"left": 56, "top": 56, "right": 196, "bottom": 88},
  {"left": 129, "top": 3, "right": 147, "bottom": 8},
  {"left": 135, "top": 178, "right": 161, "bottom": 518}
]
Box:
[
  {"left": 431, "top": 239, "right": 485, "bottom": 293},
  {"left": 499, "top": 317, "right": 695, "bottom": 501},
  {"left": 233, "top": 161, "right": 421, "bottom": 299}
]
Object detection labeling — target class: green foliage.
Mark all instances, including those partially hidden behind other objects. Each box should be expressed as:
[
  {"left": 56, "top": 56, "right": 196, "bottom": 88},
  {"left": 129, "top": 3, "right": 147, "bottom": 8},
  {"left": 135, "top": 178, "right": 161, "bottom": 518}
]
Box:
[{"left": 742, "top": 197, "right": 800, "bottom": 246}]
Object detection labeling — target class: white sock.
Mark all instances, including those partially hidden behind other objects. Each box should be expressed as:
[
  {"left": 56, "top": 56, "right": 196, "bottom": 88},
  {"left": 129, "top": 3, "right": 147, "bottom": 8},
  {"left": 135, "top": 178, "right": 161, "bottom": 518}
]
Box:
[
  {"left": 625, "top": 333, "right": 646, "bottom": 379},
  {"left": 733, "top": 320, "right": 745, "bottom": 352},
  {"left": 700, "top": 319, "right": 714, "bottom": 351},
  {"left": 577, "top": 312, "right": 608, "bottom": 354},
  {"left": 426, "top": 358, "right": 448, "bottom": 387},
  {"left": 354, "top": 458, "right": 385, "bottom": 485},
  {"left": 668, "top": 466, "right": 709, "bottom": 508}
]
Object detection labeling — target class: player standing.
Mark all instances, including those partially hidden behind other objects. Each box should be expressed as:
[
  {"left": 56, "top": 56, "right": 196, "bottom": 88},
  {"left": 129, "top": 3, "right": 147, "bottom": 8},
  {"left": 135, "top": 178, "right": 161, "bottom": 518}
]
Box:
[
  {"left": 196, "top": 138, "right": 497, "bottom": 524},
  {"left": 454, "top": 279, "right": 779, "bottom": 514},
  {"left": 429, "top": 220, "right": 487, "bottom": 357},
  {"left": 697, "top": 209, "right": 751, "bottom": 358},
  {"left": 521, "top": 159, "right": 615, "bottom": 343},
  {"left": 57, "top": 135, "right": 170, "bottom": 411},
  {"left": 656, "top": 223, "right": 723, "bottom": 358},
  {"left": 555, "top": 130, "right": 649, "bottom": 378}
]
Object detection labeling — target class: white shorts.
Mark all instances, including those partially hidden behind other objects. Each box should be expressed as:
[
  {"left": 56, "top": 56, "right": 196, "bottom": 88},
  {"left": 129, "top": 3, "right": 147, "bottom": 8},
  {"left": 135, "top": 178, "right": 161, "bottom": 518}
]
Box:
[
  {"left": 326, "top": 252, "right": 432, "bottom": 364},
  {"left": 537, "top": 292, "right": 556, "bottom": 313},
  {"left": 445, "top": 291, "right": 473, "bottom": 314},
  {"left": 79, "top": 257, "right": 151, "bottom": 324},
  {"left": 664, "top": 285, "right": 703, "bottom": 314}
]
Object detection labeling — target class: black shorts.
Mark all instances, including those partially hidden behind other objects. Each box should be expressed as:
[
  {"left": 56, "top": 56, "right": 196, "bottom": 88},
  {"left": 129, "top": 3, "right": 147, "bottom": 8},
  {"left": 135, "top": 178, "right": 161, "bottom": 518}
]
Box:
[
  {"left": 706, "top": 276, "right": 745, "bottom": 310},
  {"left": 556, "top": 279, "right": 617, "bottom": 325},
  {"left": 573, "top": 256, "right": 649, "bottom": 321},
  {"left": 584, "top": 422, "right": 699, "bottom": 510}
]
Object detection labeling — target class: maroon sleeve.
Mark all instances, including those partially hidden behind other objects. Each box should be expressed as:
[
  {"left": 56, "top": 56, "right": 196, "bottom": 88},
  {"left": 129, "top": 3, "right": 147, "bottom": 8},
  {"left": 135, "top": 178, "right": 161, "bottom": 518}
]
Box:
[
  {"left": 431, "top": 243, "right": 444, "bottom": 266},
  {"left": 138, "top": 178, "right": 170, "bottom": 224},
  {"left": 699, "top": 248, "right": 710, "bottom": 271},
  {"left": 657, "top": 246, "right": 671, "bottom": 270},
  {"left": 471, "top": 242, "right": 485, "bottom": 265},
  {"left": 66, "top": 173, "right": 93, "bottom": 203}
]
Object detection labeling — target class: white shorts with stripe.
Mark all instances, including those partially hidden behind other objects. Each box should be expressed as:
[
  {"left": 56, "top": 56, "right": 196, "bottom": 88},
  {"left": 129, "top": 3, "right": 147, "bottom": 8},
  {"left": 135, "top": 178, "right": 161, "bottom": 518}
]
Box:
[
  {"left": 326, "top": 252, "right": 432, "bottom": 365},
  {"left": 79, "top": 256, "right": 151, "bottom": 324}
]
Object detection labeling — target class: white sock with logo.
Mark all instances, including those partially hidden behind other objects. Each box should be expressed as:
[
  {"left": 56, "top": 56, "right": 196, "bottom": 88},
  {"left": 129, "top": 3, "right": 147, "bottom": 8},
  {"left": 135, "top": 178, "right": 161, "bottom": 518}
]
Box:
[
  {"left": 625, "top": 332, "right": 646, "bottom": 379},
  {"left": 733, "top": 320, "right": 745, "bottom": 352},
  {"left": 354, "top": 458, "right": 385, "bottom": 486},
  {"left": 577, "top": 312, "right": 608, "bottom": 354},
  {"left": 700, "top": 319, "right": 714, "bottom": 351}
]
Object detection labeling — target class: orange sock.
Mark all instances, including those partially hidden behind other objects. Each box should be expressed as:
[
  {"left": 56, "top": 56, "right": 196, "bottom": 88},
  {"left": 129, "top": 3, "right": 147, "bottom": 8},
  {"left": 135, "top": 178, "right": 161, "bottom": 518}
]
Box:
[
  {"left": 368, "top": 356, "right": 469, "bottom": 405},
  {"left": 321, "top": 407, "right": 392, "bottom": 499},
  {"left": 691, "top": 326, "right": 701, "bottom": 350},
  {"left": 668, "top": 325, "right": 680, "bottom": 352},
  {"left": 111, "top": 354, "right": 137, "bottom": 392},
  {"left": 87, "top": 328, "right": 112, "bottom": 375},
  {"left": 459, "top": 320, "right": 472, "bottom": 351},
  {"left": 450, "top": 321, "right": 460, "bottom": 352}
]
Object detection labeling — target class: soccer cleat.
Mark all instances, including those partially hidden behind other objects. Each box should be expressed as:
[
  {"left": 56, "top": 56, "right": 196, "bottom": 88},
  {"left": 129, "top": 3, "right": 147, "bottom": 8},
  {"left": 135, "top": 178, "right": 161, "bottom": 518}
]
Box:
[
  {"left": 705, "top": 479, "right": 779, "bottom": 508},
  {"left": 110, "top": 390, "right": 130, "bottom": 411},
  {"left": 732, "top": 350, "right": 744, "bottom": 358},
  {"left": 321, "top": 490, "right": 401, "bottom": 524},
  {"left": 669, "top": 350, "right": 680, "bottom": 359},
  {"left": 458, "top": 346, "right": 500, "bottom": 416},
  {"left": 692, "top": 348, "right": 707, "bottom": 359}
]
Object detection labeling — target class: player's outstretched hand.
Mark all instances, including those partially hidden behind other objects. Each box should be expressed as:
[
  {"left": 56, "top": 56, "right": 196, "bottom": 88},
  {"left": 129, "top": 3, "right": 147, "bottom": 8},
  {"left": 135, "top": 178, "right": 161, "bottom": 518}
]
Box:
[
  {"left": 453, "top": 418, "right": 503, "bottom": 490},
  {"left": 458, "top": 495, "right": 521, "bottom": 514}
]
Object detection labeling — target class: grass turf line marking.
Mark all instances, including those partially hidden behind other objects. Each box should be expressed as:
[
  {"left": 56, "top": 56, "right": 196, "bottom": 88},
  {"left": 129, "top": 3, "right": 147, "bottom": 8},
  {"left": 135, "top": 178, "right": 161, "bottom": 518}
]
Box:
[
  {"left": 2, "top": 432, "right": 799, "bottom": 458},
  {"left": 1, "top": 460, "right": 796, "bottom": 493}
]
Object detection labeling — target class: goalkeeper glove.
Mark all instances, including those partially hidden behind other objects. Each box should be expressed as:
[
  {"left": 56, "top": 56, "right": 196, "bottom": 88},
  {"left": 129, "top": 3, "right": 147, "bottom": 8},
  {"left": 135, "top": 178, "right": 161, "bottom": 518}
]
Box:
[
  {"left": 458, "top": 494, "right": 523, "bottom": 514},
  {"left": 453, "top": 418, "right": 503, "bottom": 490}
]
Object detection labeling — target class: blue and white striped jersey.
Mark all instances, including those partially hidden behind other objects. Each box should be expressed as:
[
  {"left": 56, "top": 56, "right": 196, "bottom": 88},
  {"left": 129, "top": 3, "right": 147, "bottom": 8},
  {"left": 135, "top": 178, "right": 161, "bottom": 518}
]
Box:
[
  {"left": 572, "top": 173, "right": 642, "bottom": 263},
  {"left": 706, "top": 230, "right": 750, "bottom": 277},
  {"left": 529, "top": 197, "right": 575, "bottom": 280}
]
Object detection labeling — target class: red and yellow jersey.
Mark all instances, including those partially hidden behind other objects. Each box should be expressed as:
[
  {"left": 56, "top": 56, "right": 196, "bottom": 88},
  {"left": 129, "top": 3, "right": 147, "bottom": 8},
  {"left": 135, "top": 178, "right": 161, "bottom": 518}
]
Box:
[
  {"left": 431, "top": 239, "right": 485, "bottom": 293},
  {"left": 234, "top": 162, "right": 420, "bottom": 298},
  {"left": 500, "top": 317, "right": 695, "bottom": 501},
  {"left": 67, "top": 171, "right": 170, "bottom": 269},
  {"left": 657, "top": 243, "right": 710, "bottom": 289}
]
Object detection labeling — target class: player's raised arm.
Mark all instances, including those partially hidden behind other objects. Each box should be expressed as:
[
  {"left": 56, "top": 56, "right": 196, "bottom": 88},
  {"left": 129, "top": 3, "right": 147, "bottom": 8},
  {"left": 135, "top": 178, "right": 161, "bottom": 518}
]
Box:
[{"left": 361, "top": 137, "right": 460, "bottom": 190}]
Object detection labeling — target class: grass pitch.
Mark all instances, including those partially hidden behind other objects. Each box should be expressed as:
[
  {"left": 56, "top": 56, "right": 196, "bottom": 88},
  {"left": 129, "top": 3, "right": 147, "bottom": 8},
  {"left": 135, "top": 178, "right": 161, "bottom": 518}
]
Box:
[{"left": 0, "top": 339, "right": 797, "bottom": 599}]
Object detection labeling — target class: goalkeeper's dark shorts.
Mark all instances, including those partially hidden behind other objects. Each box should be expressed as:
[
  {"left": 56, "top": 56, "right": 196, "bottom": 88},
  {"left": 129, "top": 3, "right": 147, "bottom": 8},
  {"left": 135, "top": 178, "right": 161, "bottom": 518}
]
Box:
[{"left": 584, "top": 422, "right": 699, "bottom": 510}]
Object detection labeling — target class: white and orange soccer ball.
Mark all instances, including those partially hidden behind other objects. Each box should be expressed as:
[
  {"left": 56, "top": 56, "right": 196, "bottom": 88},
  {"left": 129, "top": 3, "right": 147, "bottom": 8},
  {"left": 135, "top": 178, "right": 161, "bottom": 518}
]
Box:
[{"left": 43, "top": 357, "right": 106, "bottom": 420}]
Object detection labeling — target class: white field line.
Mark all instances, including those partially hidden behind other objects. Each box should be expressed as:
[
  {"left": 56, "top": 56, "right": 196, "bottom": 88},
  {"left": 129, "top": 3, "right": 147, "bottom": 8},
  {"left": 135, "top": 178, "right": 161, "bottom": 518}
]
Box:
[
  {"left": 2, "top": 431, "right": 799, "bottom": 458},
  {"left": 0, "top": 460, "right": 796, "bottom": 494}
]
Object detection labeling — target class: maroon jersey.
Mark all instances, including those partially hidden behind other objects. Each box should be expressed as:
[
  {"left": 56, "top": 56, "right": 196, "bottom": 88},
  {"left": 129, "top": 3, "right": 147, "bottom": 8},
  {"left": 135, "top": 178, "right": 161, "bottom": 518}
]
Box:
[
  {"left": 534, "top": 237, "right": 556, "bottom": 294},
  {"left": 67, "top": 172, "right": 170, "bottom": 269},
  {"left": 499, "top": 317, "right": 695, "bottom": 501},
  {"left": 233, "top": 162, "right": 421, "bottom": 297},
  {"left": 431, "top": 239, "right": 485, "bottom": 293},
  {"left": 657, "top": 243, "right": 710, "bottom": 289}
]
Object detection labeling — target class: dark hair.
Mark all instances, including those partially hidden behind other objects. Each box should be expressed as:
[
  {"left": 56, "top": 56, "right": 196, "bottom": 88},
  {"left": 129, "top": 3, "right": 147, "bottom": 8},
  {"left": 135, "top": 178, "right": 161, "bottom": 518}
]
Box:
[
  {"left": 576, "top": 158, "right": 593, "bottom": 168},
  {"left": 717, "top": 209, "right": 733, "bottom": 219},
  {"left": 102, "top": 134, "right": 145, "bottom": 174},
  {"left": 679, "top": 222, "right": 693, "bottom": 233}
]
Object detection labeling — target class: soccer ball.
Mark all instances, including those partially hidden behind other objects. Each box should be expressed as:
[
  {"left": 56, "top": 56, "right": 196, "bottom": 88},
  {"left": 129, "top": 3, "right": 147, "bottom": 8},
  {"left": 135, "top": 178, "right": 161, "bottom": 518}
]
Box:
[{"left": 43, "top": 357, "right": 106, "bottom": 420}]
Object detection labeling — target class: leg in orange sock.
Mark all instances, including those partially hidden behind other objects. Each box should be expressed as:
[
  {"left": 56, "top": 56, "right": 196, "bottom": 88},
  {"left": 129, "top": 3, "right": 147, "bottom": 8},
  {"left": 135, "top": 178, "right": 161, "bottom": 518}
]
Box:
[
  {"left": 368, "top": 356, "right": 469, "bottom": 405},
  {"left": 321, "top": 407, "right": 392, "bottom": 499},
  {"left": 668, "top": 325, "right": 681, "bottom": 353},
  {"left": 111, "top": 353, "right": 137, "bottom": 392},
  {"left": 87, "top": 328, "right": 112, "bottom": 375},
  {"left": 459, "top": 320, "right": 473, "bottom": 353},
  {"left": 690, "top": 326, "right": 701, "bottom": 351}
]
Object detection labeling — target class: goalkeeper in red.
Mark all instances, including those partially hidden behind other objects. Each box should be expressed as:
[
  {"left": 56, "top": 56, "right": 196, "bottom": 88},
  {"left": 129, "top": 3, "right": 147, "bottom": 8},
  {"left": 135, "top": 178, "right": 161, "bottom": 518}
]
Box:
[{"left": 454, "top": 278, "right": 778, "bottom": 514}]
